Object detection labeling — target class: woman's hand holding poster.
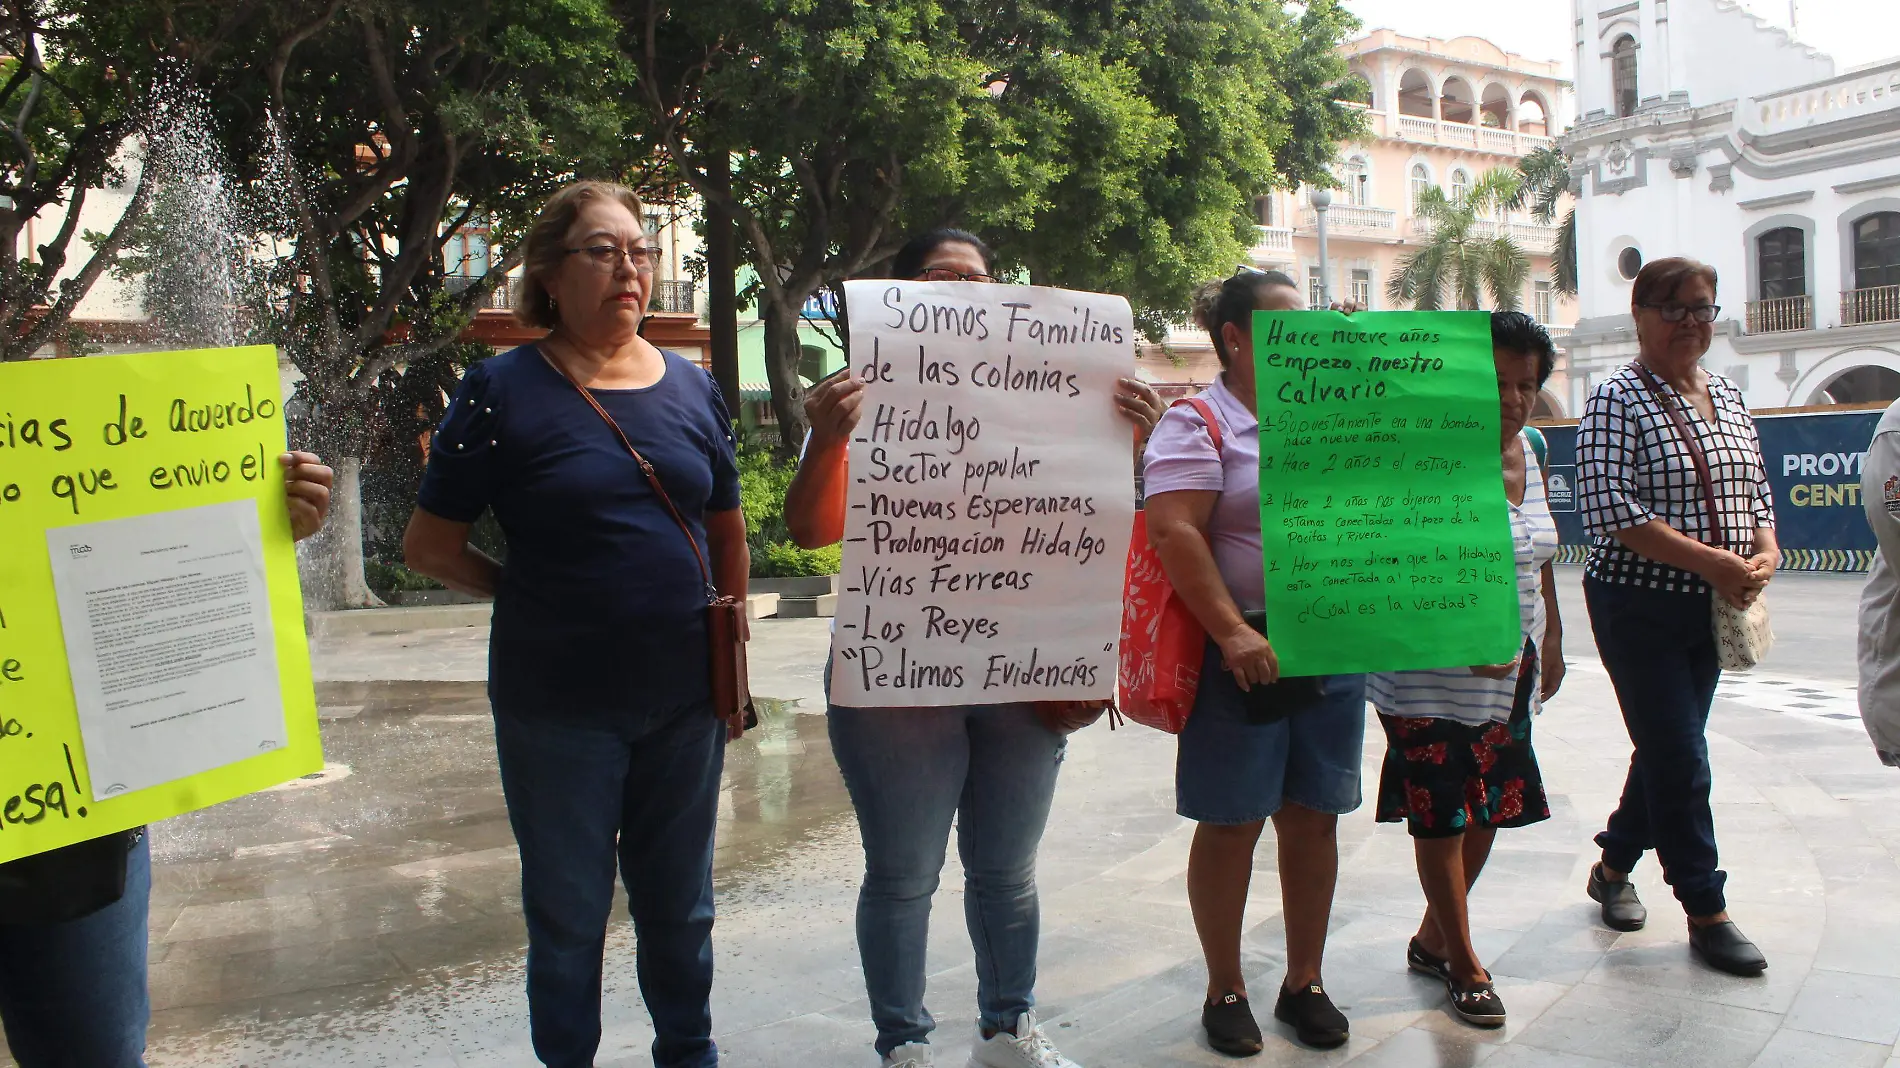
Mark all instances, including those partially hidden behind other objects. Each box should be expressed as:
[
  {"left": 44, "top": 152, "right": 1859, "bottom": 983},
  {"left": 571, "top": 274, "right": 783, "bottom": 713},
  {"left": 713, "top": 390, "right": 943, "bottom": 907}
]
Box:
[
  {"left": 1251, "top": 310, "right": 1520, "bottom": 677},
  {"left": 829, "top": 281, "right": 1136, "bottom": 707}
]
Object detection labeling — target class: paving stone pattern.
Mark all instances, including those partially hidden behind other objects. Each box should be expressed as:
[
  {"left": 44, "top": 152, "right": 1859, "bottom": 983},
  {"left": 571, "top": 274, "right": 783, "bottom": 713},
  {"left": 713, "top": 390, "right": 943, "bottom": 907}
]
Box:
[{"left": 4, "top": 571, "right": 1897, "bottom": 1067}]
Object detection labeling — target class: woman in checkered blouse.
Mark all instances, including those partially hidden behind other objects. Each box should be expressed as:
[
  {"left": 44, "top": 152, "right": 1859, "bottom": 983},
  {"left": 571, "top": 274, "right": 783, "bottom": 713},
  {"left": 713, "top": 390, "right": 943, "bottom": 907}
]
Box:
[{"left": 1575, "top": 257, "right": 1778, "bottom": 978}]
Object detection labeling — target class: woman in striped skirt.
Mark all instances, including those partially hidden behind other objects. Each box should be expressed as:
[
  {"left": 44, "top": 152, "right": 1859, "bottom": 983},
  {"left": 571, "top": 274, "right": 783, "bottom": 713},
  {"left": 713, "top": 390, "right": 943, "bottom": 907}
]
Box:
[{"left": 1365, "top": 311, "right": 1567, "bottom": 1029}]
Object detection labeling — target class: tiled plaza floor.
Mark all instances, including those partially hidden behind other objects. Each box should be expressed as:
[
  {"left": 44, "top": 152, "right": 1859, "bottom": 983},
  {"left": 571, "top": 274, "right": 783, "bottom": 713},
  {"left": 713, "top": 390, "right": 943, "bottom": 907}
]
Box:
[{"left": 4, "top": 569, "right": 1895, "bottom": 1067}]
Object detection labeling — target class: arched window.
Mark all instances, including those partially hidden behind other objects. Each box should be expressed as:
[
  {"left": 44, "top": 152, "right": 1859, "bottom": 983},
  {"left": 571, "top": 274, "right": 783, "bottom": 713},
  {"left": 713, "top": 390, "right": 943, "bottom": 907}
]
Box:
[
  {"left": 1398, "top": 69, "right": 1435, "bottom": 118},
  {"left": 1343, "top": 156, "right": 1370, "bottom": 206},
  {"left": 1612, "top": 35, "right": 1639, "bottom": 118},
  {"left": 1411, "top": 163, "right": 1432, "bottom": 207},
  {"left": 1451, "top": 168, "right": 1471, "bottom": 203},
  {"left": 1480, "top": 84, "right": 1513, "bottom": 130},
  {"left": 1855, "top": 212, "right": 1900, "bottom": 291},
  {"left": 1519, "top": 92, "right": 1550, "bottom": 137},
  {"left": 1756, "top": 227, "right": 1806, "bottom": 299},
  {"left": 1440, "top": 77, "right": 1477, "bottom": 125}
]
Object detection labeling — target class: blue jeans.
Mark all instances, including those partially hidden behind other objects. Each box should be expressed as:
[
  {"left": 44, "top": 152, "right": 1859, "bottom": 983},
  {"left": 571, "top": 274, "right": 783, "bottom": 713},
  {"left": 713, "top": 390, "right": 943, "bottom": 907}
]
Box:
[
  {"left": 1585, "top": 577, "right": 1727, "bottom": 916},
  {"left": 0, "top": 836, "right": 151, "bottom": 1068},
  {"left": 826, "top": 703, "right": 1066, "bottom": 1057},
  {"left": 494, "top": 705, "right": 726, "bottom": 1068},
  {"left": 1177, "top": 642, "right": 1367, "bottom": 824}
]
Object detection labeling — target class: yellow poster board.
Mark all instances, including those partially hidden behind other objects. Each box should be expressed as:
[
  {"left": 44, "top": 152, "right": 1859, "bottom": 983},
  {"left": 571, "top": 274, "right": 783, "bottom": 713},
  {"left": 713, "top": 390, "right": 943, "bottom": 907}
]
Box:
[{"left": 0, "top": 346, "right": 322, "bottom": 864}]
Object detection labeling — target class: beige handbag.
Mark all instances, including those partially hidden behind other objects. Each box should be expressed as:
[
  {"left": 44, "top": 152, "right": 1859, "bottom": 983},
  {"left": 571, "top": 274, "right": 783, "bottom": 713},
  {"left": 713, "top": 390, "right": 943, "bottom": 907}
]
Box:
[{"left": 1633, "top": 365, "right": 1774, "bottom": 671}]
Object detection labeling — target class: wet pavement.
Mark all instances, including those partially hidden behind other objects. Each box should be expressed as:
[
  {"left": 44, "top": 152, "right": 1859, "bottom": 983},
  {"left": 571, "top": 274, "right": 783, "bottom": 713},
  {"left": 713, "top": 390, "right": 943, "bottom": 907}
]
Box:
[{"left": 5, "top": 569, "right": 1899, "bottom": 1067}]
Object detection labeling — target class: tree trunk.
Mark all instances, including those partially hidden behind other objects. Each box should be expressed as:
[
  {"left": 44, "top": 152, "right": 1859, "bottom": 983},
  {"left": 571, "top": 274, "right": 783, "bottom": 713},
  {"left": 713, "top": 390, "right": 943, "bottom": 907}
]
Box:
[
  {"left": 301, "top": 457, "right": 384, "bottom": 610},
  {"left": 705, "top": 153, "right": 742, "bottom": 420},
  {"left": 761, "top": 297, "right": 810, "bottom": 452}
]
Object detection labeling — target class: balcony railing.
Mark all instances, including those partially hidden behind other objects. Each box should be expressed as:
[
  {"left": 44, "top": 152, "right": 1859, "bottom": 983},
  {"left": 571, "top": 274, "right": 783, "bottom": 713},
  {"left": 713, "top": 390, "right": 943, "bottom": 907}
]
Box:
[
  {"left": 652, "top": 279, "right": 696, "bottom": 315},
  {"left": 1391, "top": 116, "right": 1555, "bottom": 156},
  {"left": 1253, "top": 225, "right": 1295, "bottom": 254},
  {"left": 1746, "top": 295, "right": 1813, "bottom": 334},
  {"left": 1299, "top": 204, "right": 1398, "bottom": 236},
  {"left": 1844, "top": 285, "right": 1900, "bottom": 326},
  {"left": 1407, "top": 216, "right": 1558, "bottom": 254}
]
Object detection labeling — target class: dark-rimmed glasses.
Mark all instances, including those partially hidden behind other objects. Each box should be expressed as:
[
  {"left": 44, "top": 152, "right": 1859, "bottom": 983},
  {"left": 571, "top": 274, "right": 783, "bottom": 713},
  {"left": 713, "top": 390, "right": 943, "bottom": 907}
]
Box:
[
  {"left": 916, "top": 267, "right": 1000, "bottom": 284},
  {"left": 565, "top": 244, "right": 664, "bottom": 274},
  {"left": 1640, "top": 303, "right": 1720, "bottom": 323}
]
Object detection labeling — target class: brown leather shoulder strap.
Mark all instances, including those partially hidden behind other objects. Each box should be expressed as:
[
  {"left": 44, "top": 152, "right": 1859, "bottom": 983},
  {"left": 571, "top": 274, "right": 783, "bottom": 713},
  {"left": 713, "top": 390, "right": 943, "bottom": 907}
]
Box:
[
  {"left": 1632, "top": 362, "right": 1725, "bottom": 548},
  {"left": 539, "top": 347, "right": 718, "bottom": 596}
]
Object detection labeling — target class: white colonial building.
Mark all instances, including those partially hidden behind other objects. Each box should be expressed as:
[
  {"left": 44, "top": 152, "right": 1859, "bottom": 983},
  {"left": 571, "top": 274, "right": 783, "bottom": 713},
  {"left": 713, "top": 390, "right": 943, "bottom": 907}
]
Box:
[{"left": 1562, "top": 0, "right": 1900, "bottom": 412}]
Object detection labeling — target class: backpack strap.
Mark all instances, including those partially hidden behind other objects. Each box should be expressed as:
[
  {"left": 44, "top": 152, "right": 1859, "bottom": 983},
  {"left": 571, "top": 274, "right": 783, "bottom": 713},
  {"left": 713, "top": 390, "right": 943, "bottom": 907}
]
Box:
[{"left": 1180, "top": 396, "right": 1224, "bottom": 456}]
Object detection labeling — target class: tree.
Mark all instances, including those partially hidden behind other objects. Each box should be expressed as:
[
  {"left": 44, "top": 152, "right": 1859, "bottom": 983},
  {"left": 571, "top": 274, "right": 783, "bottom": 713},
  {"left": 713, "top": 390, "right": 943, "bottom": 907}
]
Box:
[
  {"left": 629, "top": 0, "right": 991, "bottom": 450},
  {"left": 121, "top": 0, "right": 639, "bottom": 607},
  {"left": 0, "top": 0, "right": 156, "bottom": 361},
  {"left": 1386, "top": 168, "right": 1530, "bottom": 312},
  {"left": 1516, "top": 144, "right": 1578, "bottom": 297},
  {"left": 629, "top": 0, "right": 1366, "bottom": 449},
  {"left": 977, "top": 0, "right": 1366, "bottom": 335}
]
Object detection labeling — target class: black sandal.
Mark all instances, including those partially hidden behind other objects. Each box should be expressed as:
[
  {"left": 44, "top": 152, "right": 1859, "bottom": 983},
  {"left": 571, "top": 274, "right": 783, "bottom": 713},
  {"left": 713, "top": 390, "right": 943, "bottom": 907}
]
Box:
[
  {"left": 1446, "top": 976, "right": 1507, "bottom": 1028},
  {"left": 1407, "top": 938, "right": 1451, "bottom": 980},
  {"left": 1202, "top": 991, "right": 1263, "bottom": 1056}
]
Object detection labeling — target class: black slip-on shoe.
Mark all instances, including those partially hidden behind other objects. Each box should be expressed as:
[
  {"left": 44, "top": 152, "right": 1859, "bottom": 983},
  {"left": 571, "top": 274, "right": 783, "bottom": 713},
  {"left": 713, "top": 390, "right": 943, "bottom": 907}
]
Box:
[
  {"left": 1689, "top": 920, "right": 1767, "bottom": 976},
  {"left": 1201, "top": 992, "right": 1263, "bottom": 1057},
  {"left": 1587, "top": 863, "right": 1648, "bottom": 931},
  {"left": 1273, "top": 983, "right": 1349, "bottom": 1050},
  {"left": 1407, "top": 938, "right": 1452, "bottom": 981},
  {"left": 1445, "top": 976, "right": 1507, "bottom": 1028}
]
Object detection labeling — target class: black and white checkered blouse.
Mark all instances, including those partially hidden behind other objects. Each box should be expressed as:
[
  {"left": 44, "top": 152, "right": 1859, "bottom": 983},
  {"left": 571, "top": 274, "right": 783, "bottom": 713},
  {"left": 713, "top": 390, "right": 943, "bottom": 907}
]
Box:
[{"left": 1577, "top": 364, "right": 1775, "bottom": 592}]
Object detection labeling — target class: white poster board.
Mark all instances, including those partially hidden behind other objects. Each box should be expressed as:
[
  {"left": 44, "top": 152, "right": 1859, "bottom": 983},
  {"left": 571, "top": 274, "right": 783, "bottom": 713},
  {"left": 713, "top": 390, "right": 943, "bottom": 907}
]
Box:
[{"left": 828, "top": 280, "right": 1136, "bottom": 707}]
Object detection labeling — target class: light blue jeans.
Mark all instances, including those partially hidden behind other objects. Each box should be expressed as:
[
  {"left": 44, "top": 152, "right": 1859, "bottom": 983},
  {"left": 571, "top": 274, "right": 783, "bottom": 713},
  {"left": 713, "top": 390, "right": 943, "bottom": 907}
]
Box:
[{"left": 826, "top": 702, "right": 1066, "bottom": 1057}]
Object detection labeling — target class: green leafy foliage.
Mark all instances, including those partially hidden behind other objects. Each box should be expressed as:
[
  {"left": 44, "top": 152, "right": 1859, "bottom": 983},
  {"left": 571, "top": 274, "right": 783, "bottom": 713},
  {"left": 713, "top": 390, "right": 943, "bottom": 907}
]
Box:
[
  {"left": 630, "top": 0, "right": 1367, "bottom": 442},
  {"left": 737, "top": 438, "right": 841, "bottom": 578},
  {"left": 1515, "top": 145, "right": 1579, "bottom": 297},
  {"left": 1387, "top": 168, "right": 1531, "bottom": 312}
]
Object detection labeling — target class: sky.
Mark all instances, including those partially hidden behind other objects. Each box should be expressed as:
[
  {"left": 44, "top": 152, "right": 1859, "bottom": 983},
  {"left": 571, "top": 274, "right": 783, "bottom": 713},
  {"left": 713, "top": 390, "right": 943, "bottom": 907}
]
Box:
[{"left": 1340, "top": 0, "right": 1900, "bottom": 78}]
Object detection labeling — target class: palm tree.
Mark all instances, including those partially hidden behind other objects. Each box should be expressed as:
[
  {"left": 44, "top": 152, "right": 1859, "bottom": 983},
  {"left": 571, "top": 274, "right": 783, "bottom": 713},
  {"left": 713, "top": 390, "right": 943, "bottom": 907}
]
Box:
[
  {"left": 1514, "top": 145, "right": 1578, "bottom": 296},
  {"left": 1387, "top": 168, "right": 1530, "bottom": 311}
]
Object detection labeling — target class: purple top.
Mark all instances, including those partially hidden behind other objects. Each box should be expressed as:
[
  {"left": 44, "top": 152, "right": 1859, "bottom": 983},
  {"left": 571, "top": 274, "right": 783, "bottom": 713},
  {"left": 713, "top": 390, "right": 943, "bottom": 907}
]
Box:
[{"left": 1141, "top": 375, "right": 1264, "bottom": 613}]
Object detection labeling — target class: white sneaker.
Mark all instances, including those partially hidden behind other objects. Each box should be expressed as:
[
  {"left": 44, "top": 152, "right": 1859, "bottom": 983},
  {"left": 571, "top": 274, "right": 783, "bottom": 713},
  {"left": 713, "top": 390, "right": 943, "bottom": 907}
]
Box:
[
  {"left": 966, "top": 1012, "right": 1082, "bottom": 1068},
  {"left": 884, "top": 1042, "right": 935, "bottom": 1068}
]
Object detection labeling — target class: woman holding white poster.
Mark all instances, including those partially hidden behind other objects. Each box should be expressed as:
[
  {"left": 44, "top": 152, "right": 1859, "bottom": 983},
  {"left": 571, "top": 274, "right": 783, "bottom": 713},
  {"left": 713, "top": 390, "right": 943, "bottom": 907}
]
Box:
[
  {"left": 1142, "top": 269, "right": 1368, "bottom": 1054},
  {"left": 785, "top": 228, "right": 1163, "bottom": 1068}
]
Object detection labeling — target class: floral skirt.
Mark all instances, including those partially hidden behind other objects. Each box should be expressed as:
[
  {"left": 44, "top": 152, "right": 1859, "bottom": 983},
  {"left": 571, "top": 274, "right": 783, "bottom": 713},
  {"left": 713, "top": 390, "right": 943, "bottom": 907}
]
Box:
[{"left": 1374, "top": 644, "right": 1551, "bottom": 839}]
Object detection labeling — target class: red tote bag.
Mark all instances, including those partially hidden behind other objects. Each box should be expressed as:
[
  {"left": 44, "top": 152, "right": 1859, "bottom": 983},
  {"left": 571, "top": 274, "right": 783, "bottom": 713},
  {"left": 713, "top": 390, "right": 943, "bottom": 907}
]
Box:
[{"left": 1118, "top": 397, "right": 1224, "bottom": 733}]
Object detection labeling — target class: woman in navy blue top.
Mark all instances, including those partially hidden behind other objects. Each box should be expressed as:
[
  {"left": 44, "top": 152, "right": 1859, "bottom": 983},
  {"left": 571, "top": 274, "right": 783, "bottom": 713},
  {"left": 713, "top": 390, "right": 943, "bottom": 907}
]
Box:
[{"left": 405, "top": 181, "right": 746, "bottom": 1068}]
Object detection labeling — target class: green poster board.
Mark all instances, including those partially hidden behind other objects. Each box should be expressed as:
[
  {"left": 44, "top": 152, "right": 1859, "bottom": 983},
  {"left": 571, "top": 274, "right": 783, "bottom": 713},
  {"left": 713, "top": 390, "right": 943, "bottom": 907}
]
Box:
[{"left": 1251, "top": 310, "right": 1519, "bottom": 677}]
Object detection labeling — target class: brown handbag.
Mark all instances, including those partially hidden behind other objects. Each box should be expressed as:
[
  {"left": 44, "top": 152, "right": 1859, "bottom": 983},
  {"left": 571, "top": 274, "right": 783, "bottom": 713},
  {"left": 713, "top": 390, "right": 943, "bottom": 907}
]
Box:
[{"left": 544, "top": 349, "right": 756, "bottom": 737}]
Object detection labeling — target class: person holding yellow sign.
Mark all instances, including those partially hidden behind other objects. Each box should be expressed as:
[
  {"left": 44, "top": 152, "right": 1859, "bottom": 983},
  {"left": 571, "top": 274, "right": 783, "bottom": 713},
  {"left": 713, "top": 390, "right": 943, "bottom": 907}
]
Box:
[{"left": 0, "top": 451, "right": 333, "bottom": 1068}]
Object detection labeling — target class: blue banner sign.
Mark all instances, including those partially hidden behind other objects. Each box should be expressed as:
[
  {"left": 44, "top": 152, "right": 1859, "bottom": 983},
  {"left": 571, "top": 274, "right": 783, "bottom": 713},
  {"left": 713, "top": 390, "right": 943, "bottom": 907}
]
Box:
[{"left": 1538, "top": 408, "right": 1883, "bottom": 572}]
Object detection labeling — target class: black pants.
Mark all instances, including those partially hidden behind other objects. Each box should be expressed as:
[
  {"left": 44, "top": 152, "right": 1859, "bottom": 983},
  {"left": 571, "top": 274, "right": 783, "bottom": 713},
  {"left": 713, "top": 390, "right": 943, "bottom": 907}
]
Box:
[{"left": 1584, "top": 576, "right": 1727, "bottom": 917}]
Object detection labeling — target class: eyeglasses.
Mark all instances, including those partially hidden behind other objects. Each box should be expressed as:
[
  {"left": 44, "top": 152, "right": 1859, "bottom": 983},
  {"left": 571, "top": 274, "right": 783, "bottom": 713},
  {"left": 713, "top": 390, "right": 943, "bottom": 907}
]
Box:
[
  {"left": 1640, "top": 303, "right": 1721, "bottom": 323},
  {"left": 565, "top": 245, "right": 664, "bottom": 274},
  {"left": 916, "top": 267, "right": 1000, "bottom": 284}
]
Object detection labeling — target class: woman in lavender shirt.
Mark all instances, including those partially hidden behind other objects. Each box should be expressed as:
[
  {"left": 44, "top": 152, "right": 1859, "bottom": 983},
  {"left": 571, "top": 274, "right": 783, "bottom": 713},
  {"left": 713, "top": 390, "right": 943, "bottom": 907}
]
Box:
[{"left": 1143, "top": 270, "right": 1367, "bottom": 1054}]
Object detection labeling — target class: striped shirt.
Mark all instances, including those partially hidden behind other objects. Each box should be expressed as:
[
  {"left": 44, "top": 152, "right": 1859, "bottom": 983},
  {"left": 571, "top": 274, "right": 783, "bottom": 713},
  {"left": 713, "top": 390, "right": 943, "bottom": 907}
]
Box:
[
  {"left": 1577, "top": 364, "right": 1774, "bottom": 592},
  {"left": 1368, "top": 433, "right": 1558, "bottom": 725}
]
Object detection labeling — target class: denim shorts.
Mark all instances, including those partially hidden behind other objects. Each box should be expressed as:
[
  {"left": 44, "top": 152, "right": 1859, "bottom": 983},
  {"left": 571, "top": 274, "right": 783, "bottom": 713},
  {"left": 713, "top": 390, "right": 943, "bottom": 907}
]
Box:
[{"left": 1176, "top": 642, "right": 1368, "bottom": 824}]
